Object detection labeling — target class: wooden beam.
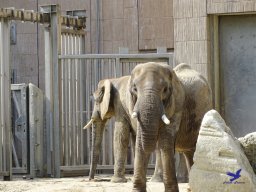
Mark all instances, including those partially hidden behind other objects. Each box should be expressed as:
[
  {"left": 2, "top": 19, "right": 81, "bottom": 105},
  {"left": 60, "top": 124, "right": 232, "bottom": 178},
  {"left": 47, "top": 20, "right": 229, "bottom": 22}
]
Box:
[{"left": 0, "top": 7, "right": 86, "bottom": 30}]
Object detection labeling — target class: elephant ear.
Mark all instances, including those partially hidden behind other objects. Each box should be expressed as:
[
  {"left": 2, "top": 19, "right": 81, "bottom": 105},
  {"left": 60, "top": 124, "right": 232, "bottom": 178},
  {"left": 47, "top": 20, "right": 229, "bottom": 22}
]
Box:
[
  {"left": 170, "top": 66, "right": 185, "bottom": 113},
  {"left": 163, "top": 65, "right": 184, "bottom": 116},
  {"left": 94, "top": 79, "right": 112, "bottom": 120}
]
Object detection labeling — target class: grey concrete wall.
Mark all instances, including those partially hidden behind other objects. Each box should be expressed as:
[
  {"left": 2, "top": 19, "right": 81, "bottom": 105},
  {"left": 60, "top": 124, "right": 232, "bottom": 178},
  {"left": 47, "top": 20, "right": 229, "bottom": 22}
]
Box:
[
  {"left": 0, "top": 0, "right": 174, "bottom": 91},
  {"left": 173, "top": 0, "right": 210, "bottom": 78},
  {"left": 207, "top": 0, "right": 256, "bottom": 14}
]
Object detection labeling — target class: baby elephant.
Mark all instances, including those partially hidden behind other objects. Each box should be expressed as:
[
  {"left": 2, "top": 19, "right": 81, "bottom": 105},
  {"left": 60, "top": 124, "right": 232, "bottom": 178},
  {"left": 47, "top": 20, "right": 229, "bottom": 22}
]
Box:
[{"left": 84, "top": 62, "right": 212, "bottom": 192}]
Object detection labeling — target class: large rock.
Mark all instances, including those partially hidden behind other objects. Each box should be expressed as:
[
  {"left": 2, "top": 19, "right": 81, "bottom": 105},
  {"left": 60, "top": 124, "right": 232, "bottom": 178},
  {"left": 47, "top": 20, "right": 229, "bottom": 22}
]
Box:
[
  {"left": 239, "top": 132, "right": 256, "bottom": 174},
  {"left": 189, "top": 110, "right": 256, "bottom": 192}
]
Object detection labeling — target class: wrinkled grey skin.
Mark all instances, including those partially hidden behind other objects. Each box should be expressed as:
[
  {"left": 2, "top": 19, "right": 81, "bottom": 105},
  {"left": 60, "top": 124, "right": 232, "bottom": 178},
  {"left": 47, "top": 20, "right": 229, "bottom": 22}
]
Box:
[{"left": 85, "top": 62, "right": 212, "bottom": 192}]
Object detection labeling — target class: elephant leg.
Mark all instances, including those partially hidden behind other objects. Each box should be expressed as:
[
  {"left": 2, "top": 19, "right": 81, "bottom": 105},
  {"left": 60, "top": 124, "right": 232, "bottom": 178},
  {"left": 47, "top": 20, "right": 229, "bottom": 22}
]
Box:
[
  {"left": 176, "top": 153, "right": 188, "bottom": 183},
  {"left": 111, "top": 120, "right": 130, "bottom": 183},
  {"left": 183, "top": 150, "right": 195, "bottom": 174},
  {"left": 150, "top": 145, "right": 163, "bottom": 182},
  {"left": 131, "top": 132, "right": 136, "bottom": 158},
  {"left": 132, "top": 147, "right": 150, "bottom": 192},
  {"left": 159, "top": 123, "right": 180, "bottom": 191}
]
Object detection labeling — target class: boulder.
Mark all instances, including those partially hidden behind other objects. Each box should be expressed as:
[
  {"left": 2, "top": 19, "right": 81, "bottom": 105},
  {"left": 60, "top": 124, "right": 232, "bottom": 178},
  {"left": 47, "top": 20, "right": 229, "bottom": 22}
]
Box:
[
  {"left": 239, "top": 132, "right": 256, "bottom": 174},
  {"left": 189, "top": 110, "right": 256, "bottom": 192}
]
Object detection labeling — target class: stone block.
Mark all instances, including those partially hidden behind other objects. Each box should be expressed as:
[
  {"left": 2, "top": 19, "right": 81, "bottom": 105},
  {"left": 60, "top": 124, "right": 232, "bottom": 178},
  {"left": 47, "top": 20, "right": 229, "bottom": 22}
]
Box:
[
  {"left": 112, "top": 19, "right": 124, "bottom": 41},
  {"left": 102, "top": 0, "right": 114, "bottom": 19},
  {"left": 189, "top": 110, "right": 256, "bottom": 192},
  {"left": 103, "top": 41, "right": 113, "bottom": 53},
  {"left": 193, "top": 0, "right": 207, "bottom": 17},
  {"left": 124, "top": 0, "right": 136, "bottom": 8},
  {"left": 186, "top": 17, "right": 208, "bottom": 41},
  {"left": 124, "top": 7, "right": 137, "bottom": 19},
  {"left": 239, "top": 132, "right": 256, "bottom": 174},
  {"left": 112, "top": 0, "right": 124, "bottom": 19},
  {"left": 112, "top": 41, "right": 124, "bottom": 53},
  {"left": 174, "top": 41, "right": 188, "bottom": 65},
  {"left": 173, "top": 0, "right": 193, "bottom": 18},
  {"left": 174, "top": 18, "right": 186, "bottom": 42},
  {"left": 102, "top": 19, "right": 113, "bottom": 41},
  {"left": 124, "top": 18, "right": 138, "bottom": 52}
]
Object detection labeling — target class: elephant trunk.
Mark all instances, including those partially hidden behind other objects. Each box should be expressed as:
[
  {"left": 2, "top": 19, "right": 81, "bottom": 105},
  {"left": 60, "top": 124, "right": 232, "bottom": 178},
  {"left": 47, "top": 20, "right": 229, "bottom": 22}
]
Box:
[
  {"left": 89, "top": 121, "right": 106, "bottom": 180},
  {"left": 137, "top": 91, "right": 162, "bottom": 153}
]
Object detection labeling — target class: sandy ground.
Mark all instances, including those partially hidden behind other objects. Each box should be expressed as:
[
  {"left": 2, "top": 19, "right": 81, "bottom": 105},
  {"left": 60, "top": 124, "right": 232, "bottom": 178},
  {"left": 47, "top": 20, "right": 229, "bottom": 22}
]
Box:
[{"left": 0, "top": 175, "right": 189, "bottom": 192}]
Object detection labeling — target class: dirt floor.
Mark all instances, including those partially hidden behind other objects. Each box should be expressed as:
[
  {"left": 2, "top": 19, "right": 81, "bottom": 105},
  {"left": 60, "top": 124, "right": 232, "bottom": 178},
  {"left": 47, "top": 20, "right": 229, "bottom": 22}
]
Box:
[{"left": 0, "top": 175, "right": 189, "bottom": 192}]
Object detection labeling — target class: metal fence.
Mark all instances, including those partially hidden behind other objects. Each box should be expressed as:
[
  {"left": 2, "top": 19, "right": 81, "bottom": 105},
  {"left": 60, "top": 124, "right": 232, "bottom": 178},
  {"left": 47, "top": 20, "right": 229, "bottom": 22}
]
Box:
[
  {"left": 0, "top": 4, "right": 175, "bottom": 179},
  {"left": 0, "top": 18, "right": 12, "bottom": 180},
  {"left": 57, "top": 53, "right": 173, "bottom": 176},
  {"left": 0, "top": 5, "right": 86, "bottom": 179}
]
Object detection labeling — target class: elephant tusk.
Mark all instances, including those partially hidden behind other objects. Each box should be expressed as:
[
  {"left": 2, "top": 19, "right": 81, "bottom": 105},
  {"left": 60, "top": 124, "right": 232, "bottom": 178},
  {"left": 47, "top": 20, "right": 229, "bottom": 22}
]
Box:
[
  {"left": 83, "top": 119, "right": 94, "bottom": 129},
  {"left": 162, "top": 114, "right": 170, "bottom": 125},
  {"left": 131, "top": 112, "right": 138, "bottom": 119}
]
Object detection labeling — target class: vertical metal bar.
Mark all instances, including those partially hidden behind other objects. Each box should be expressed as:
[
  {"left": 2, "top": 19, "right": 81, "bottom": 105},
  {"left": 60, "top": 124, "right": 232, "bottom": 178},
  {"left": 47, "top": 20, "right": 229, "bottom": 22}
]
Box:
[
  {"left": 68, "top": 34, "right": 73, "bottom": 166},
  {"left": 71, "top": 35, "right": 77, "bottom": 166},
  {"left": 67, "top": 35, "right": 71, "bottom": 165},
  {"left": 0, "top": 18, "right": 12, "bottom": 180},
  {"left": 50, "top": 5, "right": 62, "bottom": 178},
  {"left": 60, "top": 34, "right": 64, "bottom": 166},
  {"left": 76, "top": 35, "right": 81, "bottom": 165},
  {"left": 80, "top": 34, "right": 85, "bottom": 164},
  {"left": 44, "top": 27, "right": 53, "bottom": 176},
  {"left": 86, "top": 59, "right": 91, "bottom": 164},
  {"left": 0, "top": 19, "right": 3, "bottom": 176},
  {"left": 73, "top": 35, "right": 77, "bottom": 165},
  {"left": 64, "top": 34, "right": 70, "bottom": 166}
]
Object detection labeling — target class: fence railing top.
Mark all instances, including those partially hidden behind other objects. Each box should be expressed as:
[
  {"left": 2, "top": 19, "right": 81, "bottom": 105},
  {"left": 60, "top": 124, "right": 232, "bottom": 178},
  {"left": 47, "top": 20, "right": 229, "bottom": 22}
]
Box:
[
  {"left": 58, "top": 53, "right": 174, "bottom": 60},
  {"left": 0, "top": 6, "right": 86, "bottom": 30}
]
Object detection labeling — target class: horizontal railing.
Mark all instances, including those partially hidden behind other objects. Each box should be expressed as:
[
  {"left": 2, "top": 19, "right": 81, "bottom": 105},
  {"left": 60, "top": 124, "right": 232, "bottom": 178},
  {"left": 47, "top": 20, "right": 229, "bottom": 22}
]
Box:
[{"left": 57, "top": 53, "right": 173, "bottom": 176}]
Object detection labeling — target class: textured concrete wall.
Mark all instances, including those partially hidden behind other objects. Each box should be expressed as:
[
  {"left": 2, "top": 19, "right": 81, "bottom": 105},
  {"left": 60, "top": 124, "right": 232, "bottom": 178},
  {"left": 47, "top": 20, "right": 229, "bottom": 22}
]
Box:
[
  {"left": 207, "top": 0, "right": 256, "bottom": 14},
  {"left": 1, "top": 0, "right": 39, "bottom": 86},
  {"left": 100, "top": 0, "right": 174, "bottom": 53},
  {"left": 0, "top": 0, "right": 174, "bottom": 90},
  {"left": 173, "top": 0, "right": 209, "bottom": 78},
  {"left": 138, "top": 0, "right": 173, "bottom": 50}
]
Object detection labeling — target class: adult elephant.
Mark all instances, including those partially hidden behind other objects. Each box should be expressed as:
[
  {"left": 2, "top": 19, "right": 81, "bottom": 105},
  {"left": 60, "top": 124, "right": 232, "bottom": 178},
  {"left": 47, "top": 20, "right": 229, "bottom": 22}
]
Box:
[{"left": 84, "top": 62, "right": 212, "bottom": 191}]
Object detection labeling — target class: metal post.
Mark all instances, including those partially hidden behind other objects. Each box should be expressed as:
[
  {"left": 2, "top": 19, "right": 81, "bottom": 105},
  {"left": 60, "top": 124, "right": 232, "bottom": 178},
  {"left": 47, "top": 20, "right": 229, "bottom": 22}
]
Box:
[
  {"left": 44, "top": 27, "right": 53, "bottom": 176},
  {"left": 41, "top": 4, "right": 62, "bottom": 178},
  {"left": 0, "top": 18, "right": 12, "bottom": 181}
]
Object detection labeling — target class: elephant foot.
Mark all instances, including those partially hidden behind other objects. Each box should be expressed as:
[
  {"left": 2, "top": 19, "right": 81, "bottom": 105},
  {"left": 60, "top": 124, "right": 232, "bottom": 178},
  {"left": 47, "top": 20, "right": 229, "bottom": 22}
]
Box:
[
  {"left": 165, "top": 186, "right": 179, "bottom": 192},
  {"left": 131, "top": 187, "right": 146, "bottom": 192},
  {"left": 111, "top": 176, "right": 127, "bottom": 183},
  {"left": 177, "top": 176, "right": 188, "bottom": 183},
  {"left": 150, "top": 174, "right": 163, "bottom": 182}
]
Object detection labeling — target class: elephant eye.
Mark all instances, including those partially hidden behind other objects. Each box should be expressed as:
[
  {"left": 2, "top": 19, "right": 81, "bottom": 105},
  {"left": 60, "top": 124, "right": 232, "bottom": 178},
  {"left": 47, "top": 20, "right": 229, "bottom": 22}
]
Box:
[
  {"left": 163, "top": 87, "right": 168, "bottom": 93},
  {"left": 132, "top": 84, "right": 137, "bottom": 93}
]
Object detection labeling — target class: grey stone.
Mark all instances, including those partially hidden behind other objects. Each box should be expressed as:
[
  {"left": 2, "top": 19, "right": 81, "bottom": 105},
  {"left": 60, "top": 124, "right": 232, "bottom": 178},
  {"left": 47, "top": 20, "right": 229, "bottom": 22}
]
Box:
[
  {"left": 189, "top": 110, "right": 256, "bottom": 192},
  {"left": 239, "top": 132, "right": 256, "bottom": 174}
]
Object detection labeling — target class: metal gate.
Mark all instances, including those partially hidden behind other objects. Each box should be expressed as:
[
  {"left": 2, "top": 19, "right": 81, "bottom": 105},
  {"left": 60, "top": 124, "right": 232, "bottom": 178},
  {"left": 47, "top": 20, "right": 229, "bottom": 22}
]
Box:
[
  {"left": 11, "top": 84, "right": 29, "bottom": 174},
  {"left": 0, "top": 5, "right": 86, "bottom": 179},
  {"left": 57, "top": 53, "right": 173, "bottom": 176}
]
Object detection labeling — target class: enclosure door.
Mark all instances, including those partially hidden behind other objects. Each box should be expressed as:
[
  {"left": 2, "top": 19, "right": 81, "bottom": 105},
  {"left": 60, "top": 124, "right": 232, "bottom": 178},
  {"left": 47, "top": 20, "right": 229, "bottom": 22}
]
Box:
[{"left": 219, "top": 15, "right": 256, "bottom": 137}]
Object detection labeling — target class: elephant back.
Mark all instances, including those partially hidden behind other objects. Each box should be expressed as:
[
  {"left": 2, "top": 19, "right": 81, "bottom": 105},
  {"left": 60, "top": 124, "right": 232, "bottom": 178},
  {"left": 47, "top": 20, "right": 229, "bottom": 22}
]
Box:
[{"left": 174, "top": 63, "right": 212, "bottom": 151}]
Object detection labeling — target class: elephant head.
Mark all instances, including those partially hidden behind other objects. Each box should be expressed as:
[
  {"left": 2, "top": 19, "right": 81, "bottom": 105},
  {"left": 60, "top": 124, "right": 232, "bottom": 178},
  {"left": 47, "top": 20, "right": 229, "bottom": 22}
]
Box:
[
  {"left": 83, "top": 79, "right": 114, "bottom": 180},
  {"left": 129, "top": 62, "right": 182, "bottom": 153}
]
